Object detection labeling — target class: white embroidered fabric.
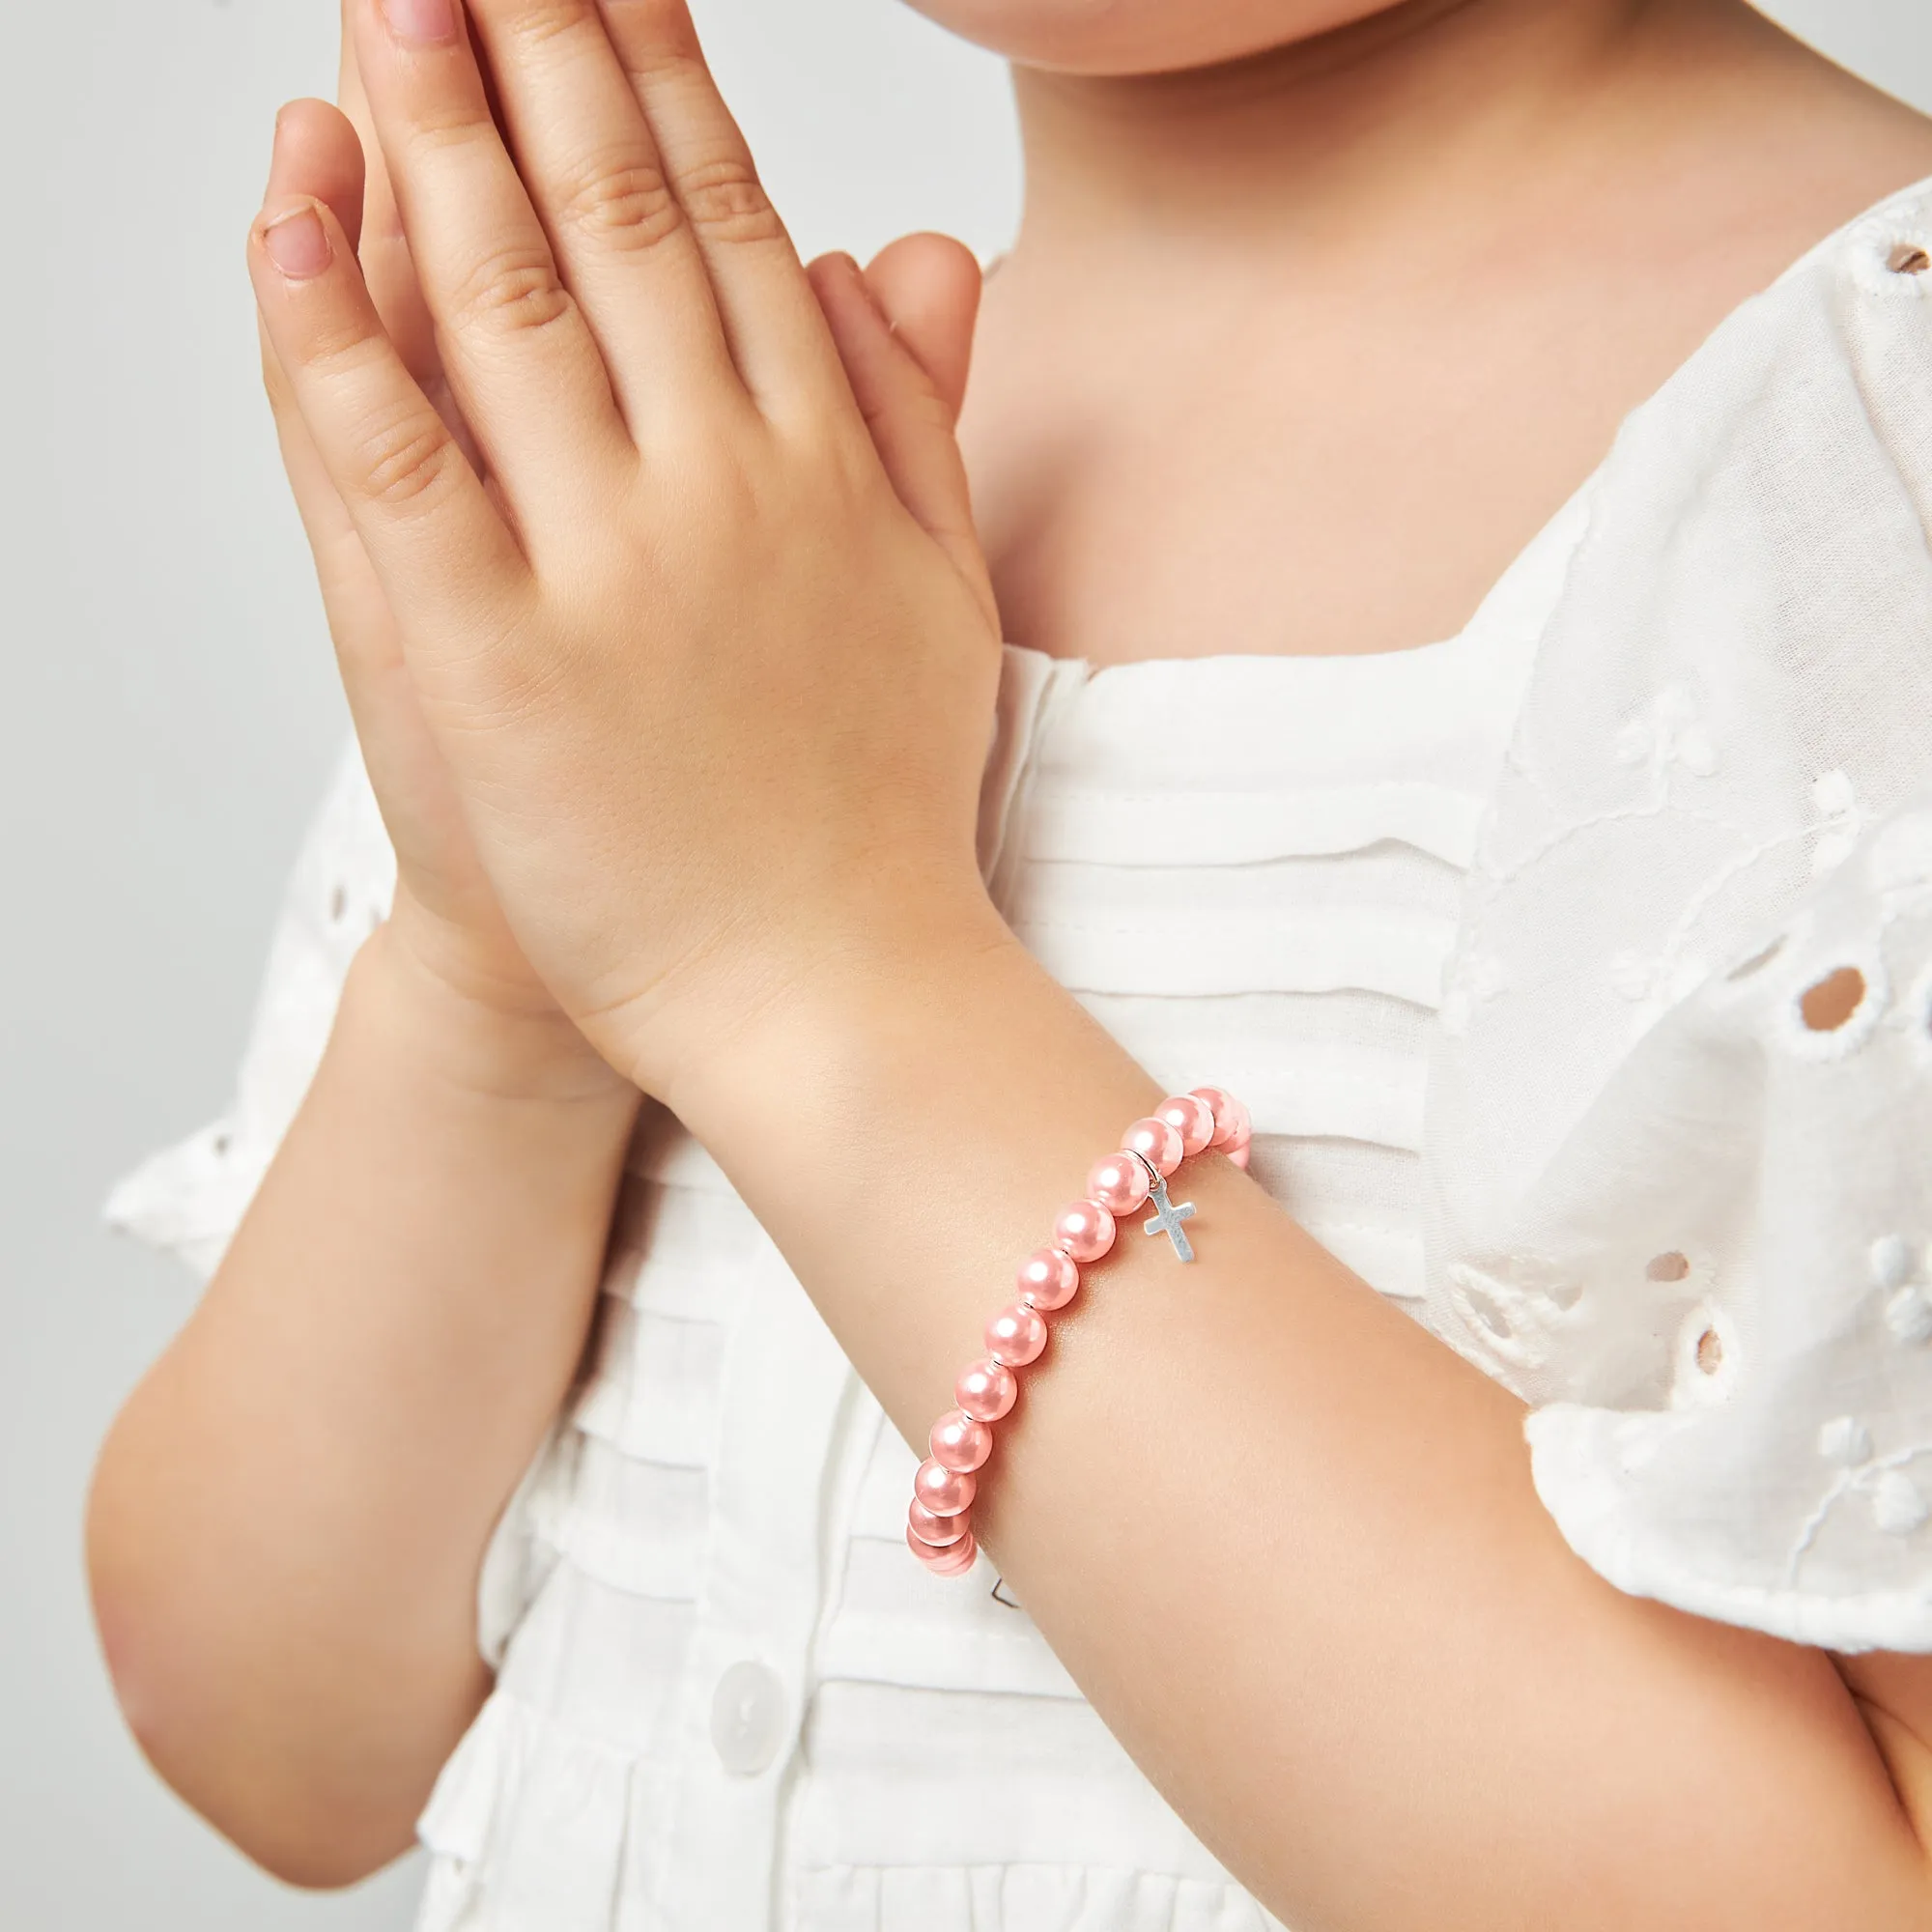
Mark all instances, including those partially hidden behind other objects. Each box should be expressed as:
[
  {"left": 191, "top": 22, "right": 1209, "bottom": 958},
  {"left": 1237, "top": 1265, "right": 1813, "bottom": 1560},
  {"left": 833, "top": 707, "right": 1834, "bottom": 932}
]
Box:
[
  {"left": 101, "top": 170, "right": 1932, "bottom": 1926},
  {"left": 1420, "top": 178, "right": 1932, "bottom": 1653}
]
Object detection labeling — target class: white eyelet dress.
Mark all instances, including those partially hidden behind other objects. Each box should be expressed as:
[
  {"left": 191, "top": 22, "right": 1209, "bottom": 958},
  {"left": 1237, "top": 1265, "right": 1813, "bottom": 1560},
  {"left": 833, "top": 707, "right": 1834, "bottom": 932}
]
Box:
[
  {"left": 108, "top": 172, "right": 1932, "bottom": 1932},
  {"left": 107, "top": 485, "right": 1580, "bottom": 1932}
]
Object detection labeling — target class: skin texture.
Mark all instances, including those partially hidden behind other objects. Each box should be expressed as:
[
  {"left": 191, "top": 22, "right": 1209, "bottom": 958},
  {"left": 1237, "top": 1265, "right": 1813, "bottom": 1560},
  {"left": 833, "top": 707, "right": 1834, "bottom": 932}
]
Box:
[{"left": 84, "top": 0, "right": 1932, "bottom": 1918}]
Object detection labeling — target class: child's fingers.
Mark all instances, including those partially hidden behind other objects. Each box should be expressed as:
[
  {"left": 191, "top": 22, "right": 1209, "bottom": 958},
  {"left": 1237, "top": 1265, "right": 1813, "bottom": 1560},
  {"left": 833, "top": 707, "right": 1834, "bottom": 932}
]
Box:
[
  {"left": 267, "top": 99, "right": 368, "bottom": 257},
  {"left": 333, "top": 32, "right": 495, "bottom": 486},
  {"left": 256, "top": 108, "right": 394, "bottom": 680},
  {"left": 247, "top": 191, "right": 532, "bottom": 666},
  {"left": 807, "top": 249, "right": 995, "bottom": 632},
  {"left": 256, "top": 309, "right": 368, "bottom": 629},
  {"left": 339, "top": 4, "right": 442, "bottom": 387},
  {"left": 348, "top": 0, "right": 635, "bottom": 537},
  {"left": 254, "top": 103, "right": 488, "bottom": 665},
  {"left": 593, "top": 0, "right": 854, "bottom": 423},
  {"left": 862, "top": 234, "right": 984, "bottom": 427},
  {"left": 459, "top": 0, "right": 743, "bottom": 438}
]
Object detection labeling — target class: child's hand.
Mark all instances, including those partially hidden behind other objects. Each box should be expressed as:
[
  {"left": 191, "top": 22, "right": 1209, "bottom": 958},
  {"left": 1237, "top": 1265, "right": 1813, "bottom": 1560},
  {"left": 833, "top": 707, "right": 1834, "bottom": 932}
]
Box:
[
  {"left": 254, "top": 0, "right": 996, "bottom": 1093},
  {"left": 260, "top": 19, "right": 566, "bottom": 1039}
]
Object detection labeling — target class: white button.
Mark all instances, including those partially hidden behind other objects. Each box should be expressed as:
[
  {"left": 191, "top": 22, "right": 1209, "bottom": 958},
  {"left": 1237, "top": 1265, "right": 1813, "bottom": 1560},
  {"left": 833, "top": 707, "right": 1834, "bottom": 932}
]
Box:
[{"left": 710, "top": 1661, "right": 788, "bottom": 1776}]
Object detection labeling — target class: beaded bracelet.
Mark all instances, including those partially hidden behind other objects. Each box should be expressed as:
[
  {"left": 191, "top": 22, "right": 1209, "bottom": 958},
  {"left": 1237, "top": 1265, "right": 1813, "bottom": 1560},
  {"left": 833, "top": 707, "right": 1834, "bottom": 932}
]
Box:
[{"left": 905, "top": 1086, "right": 1252, "bottom": 1576}]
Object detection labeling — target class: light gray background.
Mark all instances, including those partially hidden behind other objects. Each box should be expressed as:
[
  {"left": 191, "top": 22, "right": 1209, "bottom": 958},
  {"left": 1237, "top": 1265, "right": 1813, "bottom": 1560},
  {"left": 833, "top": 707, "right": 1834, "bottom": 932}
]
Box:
[{"left": 1, "top": 2, "right": 1925, "bottom": 1923}]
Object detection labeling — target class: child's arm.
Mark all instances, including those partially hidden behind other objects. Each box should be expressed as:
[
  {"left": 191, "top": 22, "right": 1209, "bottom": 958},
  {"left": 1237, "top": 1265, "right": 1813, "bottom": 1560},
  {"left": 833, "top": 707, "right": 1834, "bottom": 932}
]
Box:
[
  {"left": 87, "top": 921, "right": 638, "bottom": 1888},
  {"left": 84, "top": 33, "right": 647, "bottom": 1880},
  {"left": 82, "top": 29, "right": 646, "bottom": 1882}
]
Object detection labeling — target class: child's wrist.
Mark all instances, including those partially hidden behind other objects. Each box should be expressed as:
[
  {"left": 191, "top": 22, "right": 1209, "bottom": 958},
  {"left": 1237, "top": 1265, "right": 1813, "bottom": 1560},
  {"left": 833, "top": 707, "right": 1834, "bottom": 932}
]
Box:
[
  {"left": 653, "top": 889, "right": 1073, "bottom": 1141},
  {"left": 351, "top": 919, "right": 639, "bottom": 1110}
]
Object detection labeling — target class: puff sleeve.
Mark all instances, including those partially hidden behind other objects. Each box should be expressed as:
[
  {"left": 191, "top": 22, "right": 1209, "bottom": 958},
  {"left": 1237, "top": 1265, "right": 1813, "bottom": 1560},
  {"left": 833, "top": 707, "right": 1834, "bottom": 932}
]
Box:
[
  {"left": 1417, "top": 172, "right": 1932, "bottom": 1653},
  {"left": 1435, "top": 794, "right": 1932, "bottom": 1653},
  {"left": 104, "top": 741, "right": 396, "bottom": 1279}
]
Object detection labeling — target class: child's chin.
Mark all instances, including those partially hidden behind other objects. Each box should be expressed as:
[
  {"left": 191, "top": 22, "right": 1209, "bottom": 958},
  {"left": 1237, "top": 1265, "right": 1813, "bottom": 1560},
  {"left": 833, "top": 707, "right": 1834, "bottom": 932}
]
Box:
[{"left": 891, "top": 0, "right": 1399, "bottom": 76}]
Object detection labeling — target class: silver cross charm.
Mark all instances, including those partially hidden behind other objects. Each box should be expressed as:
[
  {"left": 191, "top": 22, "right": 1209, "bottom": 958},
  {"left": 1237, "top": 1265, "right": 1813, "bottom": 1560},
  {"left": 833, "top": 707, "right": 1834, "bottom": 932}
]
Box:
[{"left": 1143, "top": 1179, "right": 1198, "bottom": 1263}]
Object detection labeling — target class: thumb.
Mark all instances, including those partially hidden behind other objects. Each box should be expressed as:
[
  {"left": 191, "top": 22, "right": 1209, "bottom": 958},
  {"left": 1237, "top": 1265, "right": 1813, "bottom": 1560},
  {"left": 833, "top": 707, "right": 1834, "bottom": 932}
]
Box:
[
  {"left": 807, "top": 242, "right": 994, "bottom": 629},
  {"left": 862, "top": 232, "right": 985, "bottom": 425}
]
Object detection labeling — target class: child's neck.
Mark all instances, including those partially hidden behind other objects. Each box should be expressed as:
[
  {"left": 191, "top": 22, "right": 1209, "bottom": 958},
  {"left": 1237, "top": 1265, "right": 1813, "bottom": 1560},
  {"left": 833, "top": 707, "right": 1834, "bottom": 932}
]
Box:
[
  {"left": 960, "top": 0, "right": 1932, "bottom": 666},
  {"left": 1009, "top": 0, "right": 1662, "bottom": 280}
]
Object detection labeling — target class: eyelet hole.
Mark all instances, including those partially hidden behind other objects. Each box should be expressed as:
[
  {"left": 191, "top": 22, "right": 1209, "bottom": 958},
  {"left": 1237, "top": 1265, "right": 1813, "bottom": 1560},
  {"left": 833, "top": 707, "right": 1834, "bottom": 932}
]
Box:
[
  {"left": 329, "top": 885, "right": 349, "bottom": 923},
  {"left": 1646, "top": 1251, "right": 1690, "bottom": 1283},
  {"left": 1695, "top": 1327, "right": 1724, "bottom": 1375},
  {"left": 1889, "top": 242, "right": 1931, "bottom": 274},
  {"left": 1801, "top": 966, "right": 1867, "bottom": 1033}
]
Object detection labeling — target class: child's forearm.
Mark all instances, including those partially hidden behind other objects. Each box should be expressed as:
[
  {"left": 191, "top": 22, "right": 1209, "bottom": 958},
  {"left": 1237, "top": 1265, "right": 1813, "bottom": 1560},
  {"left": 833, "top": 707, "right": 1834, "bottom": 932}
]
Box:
[
  {"left": 85, "top": 924, "right": 639, "bottom": 1888},
  {"left": 668, "top": 923, "right": 1932, "bottom": 1932}
]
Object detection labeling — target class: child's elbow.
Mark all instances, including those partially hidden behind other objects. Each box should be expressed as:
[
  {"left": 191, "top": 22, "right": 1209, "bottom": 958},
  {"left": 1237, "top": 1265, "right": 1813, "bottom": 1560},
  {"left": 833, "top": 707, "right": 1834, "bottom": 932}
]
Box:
[
  {"left": 215, "top": 1813, "right": 415, "bottom": 1893},
  {"left": 91, "top": 1579, "right": 417, "bottom": 1887},
  {"left": 84, "top": 1442, "right": 419, "bottom": 1890}
]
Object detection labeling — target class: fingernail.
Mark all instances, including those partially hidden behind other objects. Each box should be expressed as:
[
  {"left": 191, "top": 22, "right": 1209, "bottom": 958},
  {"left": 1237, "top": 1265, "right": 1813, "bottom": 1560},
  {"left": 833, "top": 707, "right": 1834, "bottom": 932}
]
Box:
[
  {"left": 382, "top": 0, "right": 459, "bottom": 45},
  {"left": 263, "top": 206, "right": 332, "bottom": 279}
]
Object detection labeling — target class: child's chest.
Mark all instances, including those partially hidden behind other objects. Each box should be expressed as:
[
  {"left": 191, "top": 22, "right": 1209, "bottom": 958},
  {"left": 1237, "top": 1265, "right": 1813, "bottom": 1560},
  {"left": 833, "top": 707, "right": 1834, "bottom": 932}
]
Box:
[{"left": 955, "top": 188, "right": 1882, "bottom": 669}]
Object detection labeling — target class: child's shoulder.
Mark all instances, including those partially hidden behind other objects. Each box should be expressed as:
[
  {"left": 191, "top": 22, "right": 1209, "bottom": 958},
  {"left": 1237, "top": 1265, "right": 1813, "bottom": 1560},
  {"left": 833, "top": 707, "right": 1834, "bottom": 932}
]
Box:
[
  {"left": 1734, "top": 21, "right": 1932, "bottom": 230},
  {"left": 1431, "top": 130, "right": 1932, "bottom": 1257},
  {"left": 1621, "top": 28, "right": 1932, "bottom": 423}
]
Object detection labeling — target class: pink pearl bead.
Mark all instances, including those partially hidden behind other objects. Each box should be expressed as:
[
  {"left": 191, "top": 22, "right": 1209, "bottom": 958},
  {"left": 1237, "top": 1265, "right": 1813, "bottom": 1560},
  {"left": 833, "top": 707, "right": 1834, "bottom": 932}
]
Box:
[
  {"left": 914, "top": 1458, "right": 977, "bottom": 1517},
  {"left": 930, "top": 1407, "right": 993, "bottom": 1472},
  {"left": 1122, "top": 1117, "right": 1184, "bottom": 1179},
  {"left": 956, "top": 1356, "right": 1019, "bottom": 1422},
  {"left": 986, "top": 1301, "right": 1048, "bottom": 1367},
  {"left": 929, "top": 1534, "right": 980, "bottom": 1577},
  {"left": 1230, "top": 1141, "right": 1252, "bottom": 1171},
  {"left": 1191, "top": 1087, "right": 1250, "bottom": 1150},
  {"left": 1156, "top": 1093, "right": 1216, "bottom": 1158},
  {"left": 908, "top": 1499, "right": 968, "bottom": 1548},
  {"left": 1087, "top": 1154, "right": 1151, "bottom": 1217},
  {"left": 1017, "top": 1247, "right": 1081, "bottom": 1311},
  {"left": 911, "top": 1527, "right": 979, "bottom": 1576},
  {"left": 1053, "top": 1200, "right": 1117, "bottom": 1264}
]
